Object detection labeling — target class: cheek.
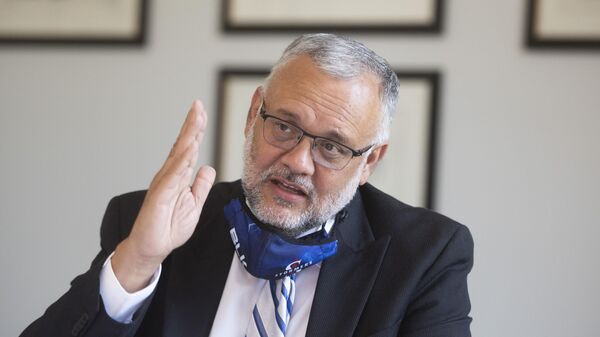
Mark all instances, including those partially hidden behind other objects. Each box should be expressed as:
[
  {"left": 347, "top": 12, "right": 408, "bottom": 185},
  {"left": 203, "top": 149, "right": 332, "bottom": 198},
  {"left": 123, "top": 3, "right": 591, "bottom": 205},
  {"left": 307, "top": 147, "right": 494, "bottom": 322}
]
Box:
[
  {"left": 251, "top": 140, "right": 282, "bottom": 170},
  {"left": 312, "top": 169, "right": 343, "bottom": 195},
  {"left": 314, "top": 161, "right": 365, "bottom": 196}
]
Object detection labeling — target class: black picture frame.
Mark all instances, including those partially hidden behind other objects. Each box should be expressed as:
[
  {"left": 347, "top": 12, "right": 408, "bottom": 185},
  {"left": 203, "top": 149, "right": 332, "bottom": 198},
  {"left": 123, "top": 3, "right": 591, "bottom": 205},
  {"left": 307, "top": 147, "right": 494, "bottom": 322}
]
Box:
[
  {"left": 0, "top": 0, "right": 148, "bottom": 45},
  {"left": 222, "top": 0, "right": 443, "bottom": 34},
  {"left": 526, "top": 0, "right": 600, "bottom": 49},
  {"left": 214, "top": 68, "right": 440, "bottom": 209}
]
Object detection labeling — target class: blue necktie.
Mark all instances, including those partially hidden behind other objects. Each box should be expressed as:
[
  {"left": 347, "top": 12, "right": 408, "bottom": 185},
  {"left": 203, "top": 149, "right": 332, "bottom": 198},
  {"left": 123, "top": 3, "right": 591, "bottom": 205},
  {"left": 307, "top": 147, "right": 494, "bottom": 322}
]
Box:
[{"left": 246, "top": 274, "right": 297, "bottom": 337}]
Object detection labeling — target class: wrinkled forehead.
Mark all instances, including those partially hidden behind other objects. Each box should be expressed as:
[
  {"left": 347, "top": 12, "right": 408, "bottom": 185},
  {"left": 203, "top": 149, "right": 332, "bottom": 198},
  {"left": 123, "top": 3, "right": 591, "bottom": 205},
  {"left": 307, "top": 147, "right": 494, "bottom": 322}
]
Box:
[{"left": 263, "top": 55, "right": 383, "bottom": 143}]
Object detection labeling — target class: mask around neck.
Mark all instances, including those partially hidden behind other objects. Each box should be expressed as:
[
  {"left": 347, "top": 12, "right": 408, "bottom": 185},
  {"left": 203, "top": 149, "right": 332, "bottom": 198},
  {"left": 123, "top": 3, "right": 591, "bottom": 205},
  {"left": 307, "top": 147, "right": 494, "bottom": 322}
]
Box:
[{"left": 224, "top": 198, "right": 338, "bottom": 280}]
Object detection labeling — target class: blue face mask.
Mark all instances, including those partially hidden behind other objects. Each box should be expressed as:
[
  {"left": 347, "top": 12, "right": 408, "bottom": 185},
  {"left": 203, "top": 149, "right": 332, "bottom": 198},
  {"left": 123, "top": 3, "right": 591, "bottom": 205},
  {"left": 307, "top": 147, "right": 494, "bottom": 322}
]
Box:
[{"left": 224, "top": 198, "right": 338, "bottom": 280}]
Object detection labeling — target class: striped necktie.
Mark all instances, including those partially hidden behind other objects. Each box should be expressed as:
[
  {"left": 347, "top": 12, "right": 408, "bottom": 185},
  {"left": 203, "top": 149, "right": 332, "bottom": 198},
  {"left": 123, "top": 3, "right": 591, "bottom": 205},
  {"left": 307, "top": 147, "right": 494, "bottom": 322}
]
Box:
[{"left": 246, "top": 274, "right": 297, "bottom": 337}]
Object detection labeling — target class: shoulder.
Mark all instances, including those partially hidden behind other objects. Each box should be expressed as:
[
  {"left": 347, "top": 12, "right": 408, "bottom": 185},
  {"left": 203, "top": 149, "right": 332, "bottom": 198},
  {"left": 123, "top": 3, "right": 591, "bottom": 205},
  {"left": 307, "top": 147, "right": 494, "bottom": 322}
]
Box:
[
  {"left": 205, "top": 180, "right": 244, "bottom": 206},
  {"left": 99, "top": 190, "right": 147, "bottom": 252},
  {"left": 358, "top": 184, "right": 474, "bottom": 333},
  {"left": 358, "top": 183, "right": 473, "bottom": 259},
  {"left": 104, "top": 190, "right": 147, "bottom": 225}
]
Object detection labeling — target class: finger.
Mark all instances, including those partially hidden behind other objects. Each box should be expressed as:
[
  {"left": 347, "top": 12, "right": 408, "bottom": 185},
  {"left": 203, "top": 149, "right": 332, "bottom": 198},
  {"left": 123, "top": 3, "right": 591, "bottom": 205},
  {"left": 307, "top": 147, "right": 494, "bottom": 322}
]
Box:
[
  {"left": 171, "top": 100, "right": 201, "bottom": 153},
  {"left": 174, "top": 191, "right": 199, "bottom": 227},
  {"left": 179, "top": 166, "right": 194, "bottom": 192},
  {"left": 169, "top": 100, "right": 206, "bottom": 160},
  {"left": 153, "top": 140, "right": 199, "bottom": 201},
  {"left": 151, "top": 136, "right": 197, "bottom": 191},
  {"left": 176, "top": 145, "right": 200, "bottom": 191},
  {"left": 191, "top": 165, "right": 216, "bottom": 209},
  {"left": 154, "top": 101, "right": 206, "bottom": 185},
  {"left": 193, "top": 102, "right": 208, "bottom": 145},
  {"left": 187, "top": 136, "right": 200, "bottom": 173},
  {"left": 171, "top": 139, "right": 198, "bottom": 180},
  {"left": 167, "top": 136, "right": 200, "bottom": 183}
]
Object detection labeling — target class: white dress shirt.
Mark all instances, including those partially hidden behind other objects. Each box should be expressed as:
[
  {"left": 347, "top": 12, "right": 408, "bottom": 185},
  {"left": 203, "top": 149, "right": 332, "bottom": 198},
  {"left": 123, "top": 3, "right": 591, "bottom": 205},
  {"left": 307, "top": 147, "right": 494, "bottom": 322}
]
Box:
[
  {"left": 100, "top": 254, "right": 320, "bottom": 337},
  {"left": 208, "top": 255, "right": 320, "bottom": 337},
  {"left": 98, "top": 219, "right": 334, "bottom": 336},
  {"left": 99, "top": 252, "right": 161, "bottom": 323}
]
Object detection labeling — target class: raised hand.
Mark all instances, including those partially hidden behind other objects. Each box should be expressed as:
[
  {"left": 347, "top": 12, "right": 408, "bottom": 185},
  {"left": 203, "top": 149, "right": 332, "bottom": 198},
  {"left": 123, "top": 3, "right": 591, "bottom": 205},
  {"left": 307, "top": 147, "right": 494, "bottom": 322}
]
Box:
[{"left": 112, "top": 100, "right": 216, "bottom": 292}]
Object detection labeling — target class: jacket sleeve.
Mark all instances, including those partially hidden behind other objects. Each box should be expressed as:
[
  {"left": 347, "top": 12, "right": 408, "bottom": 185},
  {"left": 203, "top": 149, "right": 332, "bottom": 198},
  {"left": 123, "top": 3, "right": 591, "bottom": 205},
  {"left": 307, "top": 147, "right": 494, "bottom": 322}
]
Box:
[
  {"left": 19, "top": 194, "right": 153, "bottom": 337},
  {"left": 397, "top": 225, "right": 474, "bottom": 337}
]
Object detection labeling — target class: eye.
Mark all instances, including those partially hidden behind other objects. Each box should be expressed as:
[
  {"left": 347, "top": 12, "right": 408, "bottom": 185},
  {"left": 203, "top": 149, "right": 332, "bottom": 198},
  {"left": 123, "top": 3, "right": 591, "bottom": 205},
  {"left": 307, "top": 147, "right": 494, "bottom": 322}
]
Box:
[
  {"left": 269, "top": 118, "right": 298, "bottom": 142},
  {"left": 317, "top": 139, "right": 348, "bottom": 158},
  {"left": 322, "top": 142, "right": 337, "bottom": 152},
  {"left": 276, "top": 121, "right": 291, "bottom": 133}
]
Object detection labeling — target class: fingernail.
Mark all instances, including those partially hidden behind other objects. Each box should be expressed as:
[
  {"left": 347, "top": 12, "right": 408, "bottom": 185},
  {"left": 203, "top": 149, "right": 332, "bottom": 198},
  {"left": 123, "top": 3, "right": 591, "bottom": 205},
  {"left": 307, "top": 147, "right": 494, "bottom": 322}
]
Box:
[{"left": 193, "top": 99, "right": 204, "bottom": 110}]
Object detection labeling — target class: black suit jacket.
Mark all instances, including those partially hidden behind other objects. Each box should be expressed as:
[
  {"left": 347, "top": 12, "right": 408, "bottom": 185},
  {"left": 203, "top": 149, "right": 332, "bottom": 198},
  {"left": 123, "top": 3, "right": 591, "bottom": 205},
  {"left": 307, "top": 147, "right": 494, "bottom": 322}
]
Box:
[{"left": 21, "top": 181, "right": 473, "bottom": 337}]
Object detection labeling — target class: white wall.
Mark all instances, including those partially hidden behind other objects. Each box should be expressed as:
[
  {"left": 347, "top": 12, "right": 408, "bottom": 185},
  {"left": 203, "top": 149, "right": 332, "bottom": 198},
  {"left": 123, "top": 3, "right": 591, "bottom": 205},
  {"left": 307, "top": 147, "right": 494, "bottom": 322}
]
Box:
[{"left": 1, "top": 1, "right": 599, "bottom": 336}]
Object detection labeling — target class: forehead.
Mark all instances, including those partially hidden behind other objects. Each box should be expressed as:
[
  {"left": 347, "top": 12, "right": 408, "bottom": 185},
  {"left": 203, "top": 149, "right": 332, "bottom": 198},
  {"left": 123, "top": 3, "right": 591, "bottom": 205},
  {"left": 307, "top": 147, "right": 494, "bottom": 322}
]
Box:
[{"left": 264, "top": 55, "right": 382, "bottom": 146}]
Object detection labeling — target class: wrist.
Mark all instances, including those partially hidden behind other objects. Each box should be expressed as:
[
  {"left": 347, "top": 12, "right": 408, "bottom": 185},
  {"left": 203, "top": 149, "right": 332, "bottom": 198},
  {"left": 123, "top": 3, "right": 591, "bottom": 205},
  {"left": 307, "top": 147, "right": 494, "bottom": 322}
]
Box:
[{"left": 111, "top": 239, "right": 163, "bottom": 293}]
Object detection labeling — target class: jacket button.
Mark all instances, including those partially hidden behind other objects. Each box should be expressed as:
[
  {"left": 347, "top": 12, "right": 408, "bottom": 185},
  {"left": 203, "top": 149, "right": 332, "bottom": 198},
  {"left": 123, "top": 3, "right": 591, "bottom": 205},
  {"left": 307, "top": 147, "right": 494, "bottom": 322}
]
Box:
[{"left": 71, "top": 313, "right": 89, "bottom": 336}]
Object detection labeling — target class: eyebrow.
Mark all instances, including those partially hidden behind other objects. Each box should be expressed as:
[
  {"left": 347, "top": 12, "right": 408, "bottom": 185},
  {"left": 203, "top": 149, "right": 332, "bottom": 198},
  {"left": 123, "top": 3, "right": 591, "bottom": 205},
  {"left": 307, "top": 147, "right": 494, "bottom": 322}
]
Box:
[{"left": 275, "top": 109, "right": 350, "bottom": 145}]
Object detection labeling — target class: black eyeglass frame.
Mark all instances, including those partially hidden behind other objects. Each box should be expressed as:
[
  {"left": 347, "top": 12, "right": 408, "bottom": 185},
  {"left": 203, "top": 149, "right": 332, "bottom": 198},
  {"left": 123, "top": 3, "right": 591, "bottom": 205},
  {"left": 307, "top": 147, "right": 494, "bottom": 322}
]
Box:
[{"left": 258, "top": 101, "right": 373, "bottom": 168}]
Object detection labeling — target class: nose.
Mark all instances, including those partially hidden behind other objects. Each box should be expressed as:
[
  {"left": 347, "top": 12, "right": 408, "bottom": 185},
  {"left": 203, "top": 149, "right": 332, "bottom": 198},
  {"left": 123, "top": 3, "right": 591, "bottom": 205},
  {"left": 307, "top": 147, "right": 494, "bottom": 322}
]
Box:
[{"left": 278, "top": 136, "right": 315, "bottom": 176}]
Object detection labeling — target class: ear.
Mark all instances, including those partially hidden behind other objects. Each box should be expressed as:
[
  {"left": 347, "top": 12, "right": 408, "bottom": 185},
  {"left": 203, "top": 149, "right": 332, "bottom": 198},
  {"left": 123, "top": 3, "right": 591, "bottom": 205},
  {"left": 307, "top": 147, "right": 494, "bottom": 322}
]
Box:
[
  {"left": 359, "top": 143, "right": 388, "bottom": 185},
  {"left": 244, "top": 86, "right": 263, "bottom": 137}
]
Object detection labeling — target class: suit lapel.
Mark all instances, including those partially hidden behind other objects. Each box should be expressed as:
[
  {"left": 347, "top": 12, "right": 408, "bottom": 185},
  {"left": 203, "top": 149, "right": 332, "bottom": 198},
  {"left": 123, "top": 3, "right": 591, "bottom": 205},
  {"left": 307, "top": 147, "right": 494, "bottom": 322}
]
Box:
[
  {"left": 149, "top": 182, "right": 390, "bottom": 337},
  {"left": 306, "top": 191, "right": 391, "bottom": 337}
]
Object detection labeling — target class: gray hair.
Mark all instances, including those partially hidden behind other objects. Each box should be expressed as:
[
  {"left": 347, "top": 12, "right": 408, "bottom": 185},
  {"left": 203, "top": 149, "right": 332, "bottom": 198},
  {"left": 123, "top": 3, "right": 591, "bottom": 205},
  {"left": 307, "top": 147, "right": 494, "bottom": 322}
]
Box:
[{"left": 264, "top": 33, "right": 399, "bottom": 145}]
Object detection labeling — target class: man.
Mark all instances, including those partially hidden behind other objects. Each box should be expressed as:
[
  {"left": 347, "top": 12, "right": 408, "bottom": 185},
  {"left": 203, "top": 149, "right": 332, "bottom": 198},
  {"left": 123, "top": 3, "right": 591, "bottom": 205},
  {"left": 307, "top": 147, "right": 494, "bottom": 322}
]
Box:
[{"left": 21, "top": 34, "right": 473, "bottom": 337}]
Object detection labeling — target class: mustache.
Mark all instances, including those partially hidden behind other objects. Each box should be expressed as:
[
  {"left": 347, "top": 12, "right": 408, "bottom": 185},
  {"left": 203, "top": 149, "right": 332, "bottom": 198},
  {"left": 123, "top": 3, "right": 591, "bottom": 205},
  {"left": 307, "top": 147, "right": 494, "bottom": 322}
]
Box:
[{"left": 260, "top": 166, "right": 315, "bottom": 197}]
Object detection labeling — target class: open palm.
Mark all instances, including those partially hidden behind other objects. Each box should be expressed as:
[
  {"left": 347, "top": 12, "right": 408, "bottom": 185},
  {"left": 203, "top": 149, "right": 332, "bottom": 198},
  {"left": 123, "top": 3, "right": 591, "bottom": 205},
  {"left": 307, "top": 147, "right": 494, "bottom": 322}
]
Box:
[{"left": 112, "top": 101, "right": 215, "bottom": 292}]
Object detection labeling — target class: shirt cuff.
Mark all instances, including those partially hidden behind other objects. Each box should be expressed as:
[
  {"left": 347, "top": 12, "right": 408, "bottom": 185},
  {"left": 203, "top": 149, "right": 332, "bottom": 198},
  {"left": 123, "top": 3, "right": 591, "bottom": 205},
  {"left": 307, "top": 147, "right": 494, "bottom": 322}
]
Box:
[{"left": 99, "top": 252, "right": 161, "bottom": 323}]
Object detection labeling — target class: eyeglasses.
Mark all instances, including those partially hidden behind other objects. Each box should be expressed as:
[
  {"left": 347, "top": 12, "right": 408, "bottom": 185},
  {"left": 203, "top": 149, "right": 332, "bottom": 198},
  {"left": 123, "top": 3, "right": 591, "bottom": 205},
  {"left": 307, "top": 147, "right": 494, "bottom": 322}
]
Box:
[{"left": 258, "top": 100, "right": 373, "bottom": 170}]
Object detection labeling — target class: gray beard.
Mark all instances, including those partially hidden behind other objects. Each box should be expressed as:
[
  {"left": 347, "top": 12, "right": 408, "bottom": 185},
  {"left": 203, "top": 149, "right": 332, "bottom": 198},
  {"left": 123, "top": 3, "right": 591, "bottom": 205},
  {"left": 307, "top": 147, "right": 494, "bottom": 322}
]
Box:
[{"left": 240, "top": 124, "right": 362, "bottom": 238}]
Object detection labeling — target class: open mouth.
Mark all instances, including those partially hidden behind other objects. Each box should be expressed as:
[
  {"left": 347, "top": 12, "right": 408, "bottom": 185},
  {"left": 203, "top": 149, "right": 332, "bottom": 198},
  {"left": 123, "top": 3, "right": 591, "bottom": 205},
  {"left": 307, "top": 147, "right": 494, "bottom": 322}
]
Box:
[{"left": 270, "top": 178, "right": 308, "bottom": 196}]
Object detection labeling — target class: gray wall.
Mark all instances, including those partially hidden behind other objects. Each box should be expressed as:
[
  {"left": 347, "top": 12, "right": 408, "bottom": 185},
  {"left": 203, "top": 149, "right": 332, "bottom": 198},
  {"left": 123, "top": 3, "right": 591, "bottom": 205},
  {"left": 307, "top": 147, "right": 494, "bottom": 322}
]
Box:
[{"left": 1, "top": 1, "right": 599, "bottom": 336}]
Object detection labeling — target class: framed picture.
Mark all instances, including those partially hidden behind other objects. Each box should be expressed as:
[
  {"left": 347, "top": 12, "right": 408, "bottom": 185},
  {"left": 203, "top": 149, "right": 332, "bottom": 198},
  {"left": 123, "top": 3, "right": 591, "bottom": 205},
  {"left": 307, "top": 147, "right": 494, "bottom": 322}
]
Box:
[
  {"left": 0, "top": 0, "right": 148, "bottom": 44},
  {"left": 222, "top": 0, "right": 443, "bottom": 33},
  {"left": 214, "top": 69, "right": 440, "bottom": 209},
  {"left": 526, "top": 0, "right": 600, "bottom": 49}
]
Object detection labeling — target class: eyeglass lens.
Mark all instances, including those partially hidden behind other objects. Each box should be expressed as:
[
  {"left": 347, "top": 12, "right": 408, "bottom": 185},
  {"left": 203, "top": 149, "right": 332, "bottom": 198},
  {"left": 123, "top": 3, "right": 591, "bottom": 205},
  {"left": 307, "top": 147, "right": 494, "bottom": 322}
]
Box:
[{"left": 263, "top": 117, "right": 352, "bottom": 170}]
